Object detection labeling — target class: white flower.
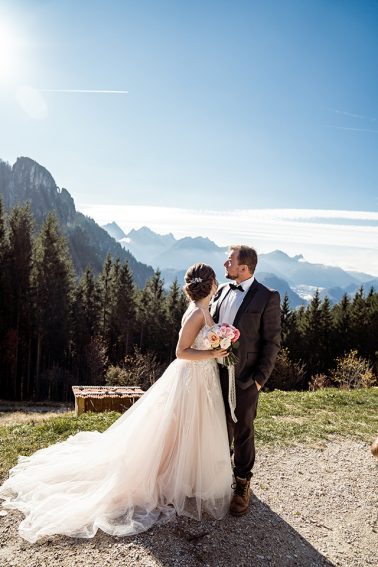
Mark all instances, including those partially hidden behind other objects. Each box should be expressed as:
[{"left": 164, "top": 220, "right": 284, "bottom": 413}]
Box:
[{"left": 220, "top": 337, "right": 231, "bottom": 349}]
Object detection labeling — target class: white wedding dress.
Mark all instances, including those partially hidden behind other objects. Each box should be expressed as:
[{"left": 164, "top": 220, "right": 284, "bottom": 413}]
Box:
[{"left": 0, "top": 319, "right": 232, "bottom": 543}]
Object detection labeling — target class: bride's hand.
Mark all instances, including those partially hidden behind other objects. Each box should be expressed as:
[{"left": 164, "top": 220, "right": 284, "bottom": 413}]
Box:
[{"left": 211, "top": 349, "right": 230, "bottom": 359}]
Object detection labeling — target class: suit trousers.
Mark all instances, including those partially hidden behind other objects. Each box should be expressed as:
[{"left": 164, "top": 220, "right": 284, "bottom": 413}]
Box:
[{"left": 219, "top": 366, "right": 259, "bottom": 479}]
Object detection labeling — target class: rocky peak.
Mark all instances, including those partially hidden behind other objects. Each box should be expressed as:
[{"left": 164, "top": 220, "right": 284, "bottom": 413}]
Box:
[
  {"left": 0, "top": 160, "right": 12, "bottom": 208},
  {"left": 12, "top": 157, "right": 57, "bottom": 193},
  {"left": 0, "top": 155, "right": 153, "bottom": 285},
  {"left": 102, "top": 222, "right": 127, "bottom": 241},
  {"left": 1, "top": 157, "right": 76, "bottom": 224}
]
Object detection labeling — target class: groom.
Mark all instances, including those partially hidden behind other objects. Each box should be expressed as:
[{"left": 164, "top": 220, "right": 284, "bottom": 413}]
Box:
[{"left": 211, "top": 244, "right": 281, "bottom": 516}]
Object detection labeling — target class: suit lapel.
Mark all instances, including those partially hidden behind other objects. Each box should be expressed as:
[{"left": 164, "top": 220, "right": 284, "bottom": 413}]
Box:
[
  {"left": 233, "top": 279, "right": 259, "bottom": 327},
  {"left": 211, "top": 284, "right": 231, "bottom": 323}
]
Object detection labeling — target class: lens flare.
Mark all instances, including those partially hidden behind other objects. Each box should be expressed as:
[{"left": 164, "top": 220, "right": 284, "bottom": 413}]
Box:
[{"left": 0, "top": 22, "right": 16, "bottom": 78}]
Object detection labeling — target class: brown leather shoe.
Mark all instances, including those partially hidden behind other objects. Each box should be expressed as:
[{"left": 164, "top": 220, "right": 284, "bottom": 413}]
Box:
[{"left": 230, "top": 476, "right": 252, "bottom": 516}]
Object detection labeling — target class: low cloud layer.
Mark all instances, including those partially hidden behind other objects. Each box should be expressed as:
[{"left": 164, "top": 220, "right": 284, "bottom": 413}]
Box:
[{"left": 79, "top": 205, "right": 378, "bottom": 276}]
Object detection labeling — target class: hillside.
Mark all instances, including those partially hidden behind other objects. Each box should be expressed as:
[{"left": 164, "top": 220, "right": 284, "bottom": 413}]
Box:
[{"left": 0, "top": 158, "right": 153, "bottom": 286}]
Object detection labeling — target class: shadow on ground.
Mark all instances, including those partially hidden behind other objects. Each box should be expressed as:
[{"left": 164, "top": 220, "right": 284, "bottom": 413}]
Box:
[
  {"left": 1, "top": 496, "right": 335, "bottom": 567},
  {"left": 134, "top": 494, "right": 335, "bottom": 567}
]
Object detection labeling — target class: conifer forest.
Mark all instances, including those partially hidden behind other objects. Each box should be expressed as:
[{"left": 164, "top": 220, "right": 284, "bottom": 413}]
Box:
[{"left": 0, "top": 200, "right": 377, "bottom": 401}]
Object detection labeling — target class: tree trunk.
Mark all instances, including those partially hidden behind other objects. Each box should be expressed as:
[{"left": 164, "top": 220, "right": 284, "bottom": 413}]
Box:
[
  {"left": 35, "top": 332, "right": 42, "bottom": 399},
  {"left": 26, "top": 336, "right": 32, "bottom": 400},
  {"left": 14, "top": 313, "right": 20, "bottom": 400}
]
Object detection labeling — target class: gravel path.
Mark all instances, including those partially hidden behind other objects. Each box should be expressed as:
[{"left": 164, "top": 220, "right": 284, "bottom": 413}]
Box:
[{"left": 0, "top": 439, "right": 377, "bottom": 567}]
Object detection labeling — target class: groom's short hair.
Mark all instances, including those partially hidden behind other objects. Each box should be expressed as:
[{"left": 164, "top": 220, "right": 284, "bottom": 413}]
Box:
[{"left": 230, "top": 244, "right": 258, "bottom": 274}]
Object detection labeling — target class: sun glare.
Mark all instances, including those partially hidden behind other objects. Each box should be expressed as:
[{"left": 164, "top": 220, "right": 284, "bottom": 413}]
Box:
[{"left": 0, "top": 21, "right": 18, "bottom": 79}]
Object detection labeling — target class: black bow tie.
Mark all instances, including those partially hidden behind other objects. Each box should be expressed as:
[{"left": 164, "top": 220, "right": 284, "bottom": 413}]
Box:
[{"left": 229, "top": 283, "right": 244, "bottom": 292}]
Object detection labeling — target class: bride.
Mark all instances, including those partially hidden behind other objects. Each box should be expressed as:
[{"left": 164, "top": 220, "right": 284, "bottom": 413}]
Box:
[{"left": 0, "top": 263, "right": 233, "bottom": 543}]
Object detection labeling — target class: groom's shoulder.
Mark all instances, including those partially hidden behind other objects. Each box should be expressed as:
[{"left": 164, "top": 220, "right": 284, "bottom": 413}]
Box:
[{"left": 254, "top": 279, "right": 280, "bottom": 300}]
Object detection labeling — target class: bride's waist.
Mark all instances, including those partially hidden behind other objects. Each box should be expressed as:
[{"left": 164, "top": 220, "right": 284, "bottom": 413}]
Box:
[{"left": 177, "top": 358, "right": 217, "bottom": 369}]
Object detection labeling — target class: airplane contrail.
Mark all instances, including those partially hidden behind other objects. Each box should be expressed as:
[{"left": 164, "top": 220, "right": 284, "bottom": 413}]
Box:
[
  {"left": 325, "top": 125, "right": 378, "bottom": 134},
  {"left": 40, "top": 89, "right": 128, "bottom": 94}
]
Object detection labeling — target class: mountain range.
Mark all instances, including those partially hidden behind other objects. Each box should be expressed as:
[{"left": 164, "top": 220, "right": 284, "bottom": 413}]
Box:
[
  {"left": 0, "top": 158, "right": 153, "bottom": 286},
  {"left": 1, "top": 156, "right": 376, "bottom": 304},
  {"left": 105, "top": 224, "right": 377, "bottom": 306}
]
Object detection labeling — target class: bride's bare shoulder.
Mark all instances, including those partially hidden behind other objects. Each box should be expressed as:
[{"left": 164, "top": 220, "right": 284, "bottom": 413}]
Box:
[{"left": 181, "top": 306, "right": 204, "bottom": 329}]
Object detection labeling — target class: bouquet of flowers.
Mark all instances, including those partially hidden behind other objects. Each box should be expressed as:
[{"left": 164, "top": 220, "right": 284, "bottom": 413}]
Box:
[{"left": 206, "top": 323, "right": 240, "bottom": 367}]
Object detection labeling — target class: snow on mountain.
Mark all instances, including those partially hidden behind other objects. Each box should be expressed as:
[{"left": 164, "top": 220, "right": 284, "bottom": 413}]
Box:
[
  {"left": 258, "top": 250, "right": 360, "bottom": 289},
  {"left": 106, "top": 224, "right": 376, "bottom": 303},
  {"left": 154, "top": 236, "right": 227, "bottom": 270},
  {"left": 102, "top": 222, "right": 127, "bottom": 241},
  {"left": 119, "top": 226, "right": 175, "bottom": 265}
]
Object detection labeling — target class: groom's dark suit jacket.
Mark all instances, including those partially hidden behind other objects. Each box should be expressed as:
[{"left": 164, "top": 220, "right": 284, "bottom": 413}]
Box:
[{"left": 211, "top": 279, "right": 281, "bottom": 389}]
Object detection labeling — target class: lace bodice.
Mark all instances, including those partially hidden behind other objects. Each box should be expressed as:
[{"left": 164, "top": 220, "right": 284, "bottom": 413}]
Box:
[
  {"left": 192, "top": 325, "right": 212, "bottom": 350},
  {"left": 180, "top": 306, "right": 215, "bottom": 367}
]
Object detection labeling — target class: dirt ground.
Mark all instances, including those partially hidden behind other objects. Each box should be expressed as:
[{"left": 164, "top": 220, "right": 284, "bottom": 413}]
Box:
[{"left": 0, "top": 438, "right": 377, "bottom": 567}]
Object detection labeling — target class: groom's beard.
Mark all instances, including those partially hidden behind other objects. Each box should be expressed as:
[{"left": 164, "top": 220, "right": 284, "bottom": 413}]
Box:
[{"left": 225, "top": 272, "right": 238, "bottom": 281}]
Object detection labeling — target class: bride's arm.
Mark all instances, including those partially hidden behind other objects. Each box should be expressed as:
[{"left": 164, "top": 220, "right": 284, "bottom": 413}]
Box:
[{"left": 176, "top": 309, "right": 229, "bottom": 361}]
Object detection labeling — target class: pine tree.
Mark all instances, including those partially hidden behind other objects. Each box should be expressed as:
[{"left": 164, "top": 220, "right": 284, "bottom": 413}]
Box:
[
  {"left": 72, "top": 266, "right": 101, "bottom": 381},
  {"left": 0, "top": 197, "right": 9, "bottom": 331},
  {"left": 98, "top": 253, "right": 114, "bottom": 341},
  {"left": 302, "top": 290, "right": 323, "bottom": 377},
  {"left": 81, "top": 267, "right": 101, "bottom": 337},
  {"left": 33, "top": 213, "right": 75, "bottom": 399},
  {"left": 318, "top": 296, "right": 334, "bottom": 372},
  {"left": 112, "top": 260, "right": 136, "bottom": 358},
  {"left": 138, "top": 269, "right": 168, "bottom": 356},
  {"left": 166, "top": 279, "right": 188, "bottom": 359},
  {"left": 280, "top": 293, "right": 291, "bottom": 345},
  {"left": 333, "top": 293, "right": 352, "bottom": 355},
  {"left": 6, "top": 204, "right": 34, "bottom": 399},
  {"left": 365, "top": 288, "right": 378, "bottom": 370},
  {"left": 350, "top": 286, "right": 367, "bottom": 355},
  {"left": 107, "top": 257, "right": 122, "bottom": 361},
  {"left": 0, "top": 197, "right": 10, "bottom": 399},
  {"left": 0, "top": 197, "right": 6, "bottom": 261},
  {"left": 0, "top": 198, "right": 10, "bottom": 323},
  {"left": 284, "top": 304, "right": 306, "bottom": 364}
]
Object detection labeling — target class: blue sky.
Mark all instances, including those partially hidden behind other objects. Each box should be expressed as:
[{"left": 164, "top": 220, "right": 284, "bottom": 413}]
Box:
[{"left": 0, "top": 0, "right": 377, "bottom": 272}]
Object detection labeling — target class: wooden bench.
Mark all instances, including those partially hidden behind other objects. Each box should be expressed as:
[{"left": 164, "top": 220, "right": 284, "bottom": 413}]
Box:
[{"left": 72, "top": 386, "right": 145, "bottom": 416}]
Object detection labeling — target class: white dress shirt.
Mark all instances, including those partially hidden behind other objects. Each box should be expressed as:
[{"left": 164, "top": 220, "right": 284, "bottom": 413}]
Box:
[{"left": 218, "top": 276, "right": 255, "bottom": 325}]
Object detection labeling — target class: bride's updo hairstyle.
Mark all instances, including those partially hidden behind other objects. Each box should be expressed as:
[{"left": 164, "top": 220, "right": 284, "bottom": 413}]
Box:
[{"left": 184, "top": 263, "right": 216, "bottom": 301}]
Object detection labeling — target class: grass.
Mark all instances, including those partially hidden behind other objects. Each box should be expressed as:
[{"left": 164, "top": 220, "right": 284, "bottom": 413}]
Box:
[
  {"left": 0, "top": 388, "right": 377, "bottom": 480},
  {"left": 0, "top": 411, "right": 118, "bottom": 481},
  {"left": 256, "top": 387, "right": 378, "bottom": 445}
]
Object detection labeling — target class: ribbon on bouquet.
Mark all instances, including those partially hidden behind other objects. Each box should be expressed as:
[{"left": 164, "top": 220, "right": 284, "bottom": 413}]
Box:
[
  {"left": 217, "top": 358, "right": 238, "bottom": 422},
  {"left": 228, "top": 365, "right": 237, "bottom": 423}
]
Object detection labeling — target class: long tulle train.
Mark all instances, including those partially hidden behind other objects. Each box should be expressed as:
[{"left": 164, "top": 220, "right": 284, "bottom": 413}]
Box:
[{"left": 0, "top": 357, "right": 232, "bottom": 543}]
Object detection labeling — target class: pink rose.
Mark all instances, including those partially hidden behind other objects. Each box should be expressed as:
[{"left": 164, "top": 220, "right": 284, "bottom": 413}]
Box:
[
  {"left": 231, "top": 327, "right": 240, "bottom": 343},
  {"left": 218, "top": 325, "right": 228, "bottom": 338},
  {"left": 224, "top": 327, "right": 235, "bottom": 339}
]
